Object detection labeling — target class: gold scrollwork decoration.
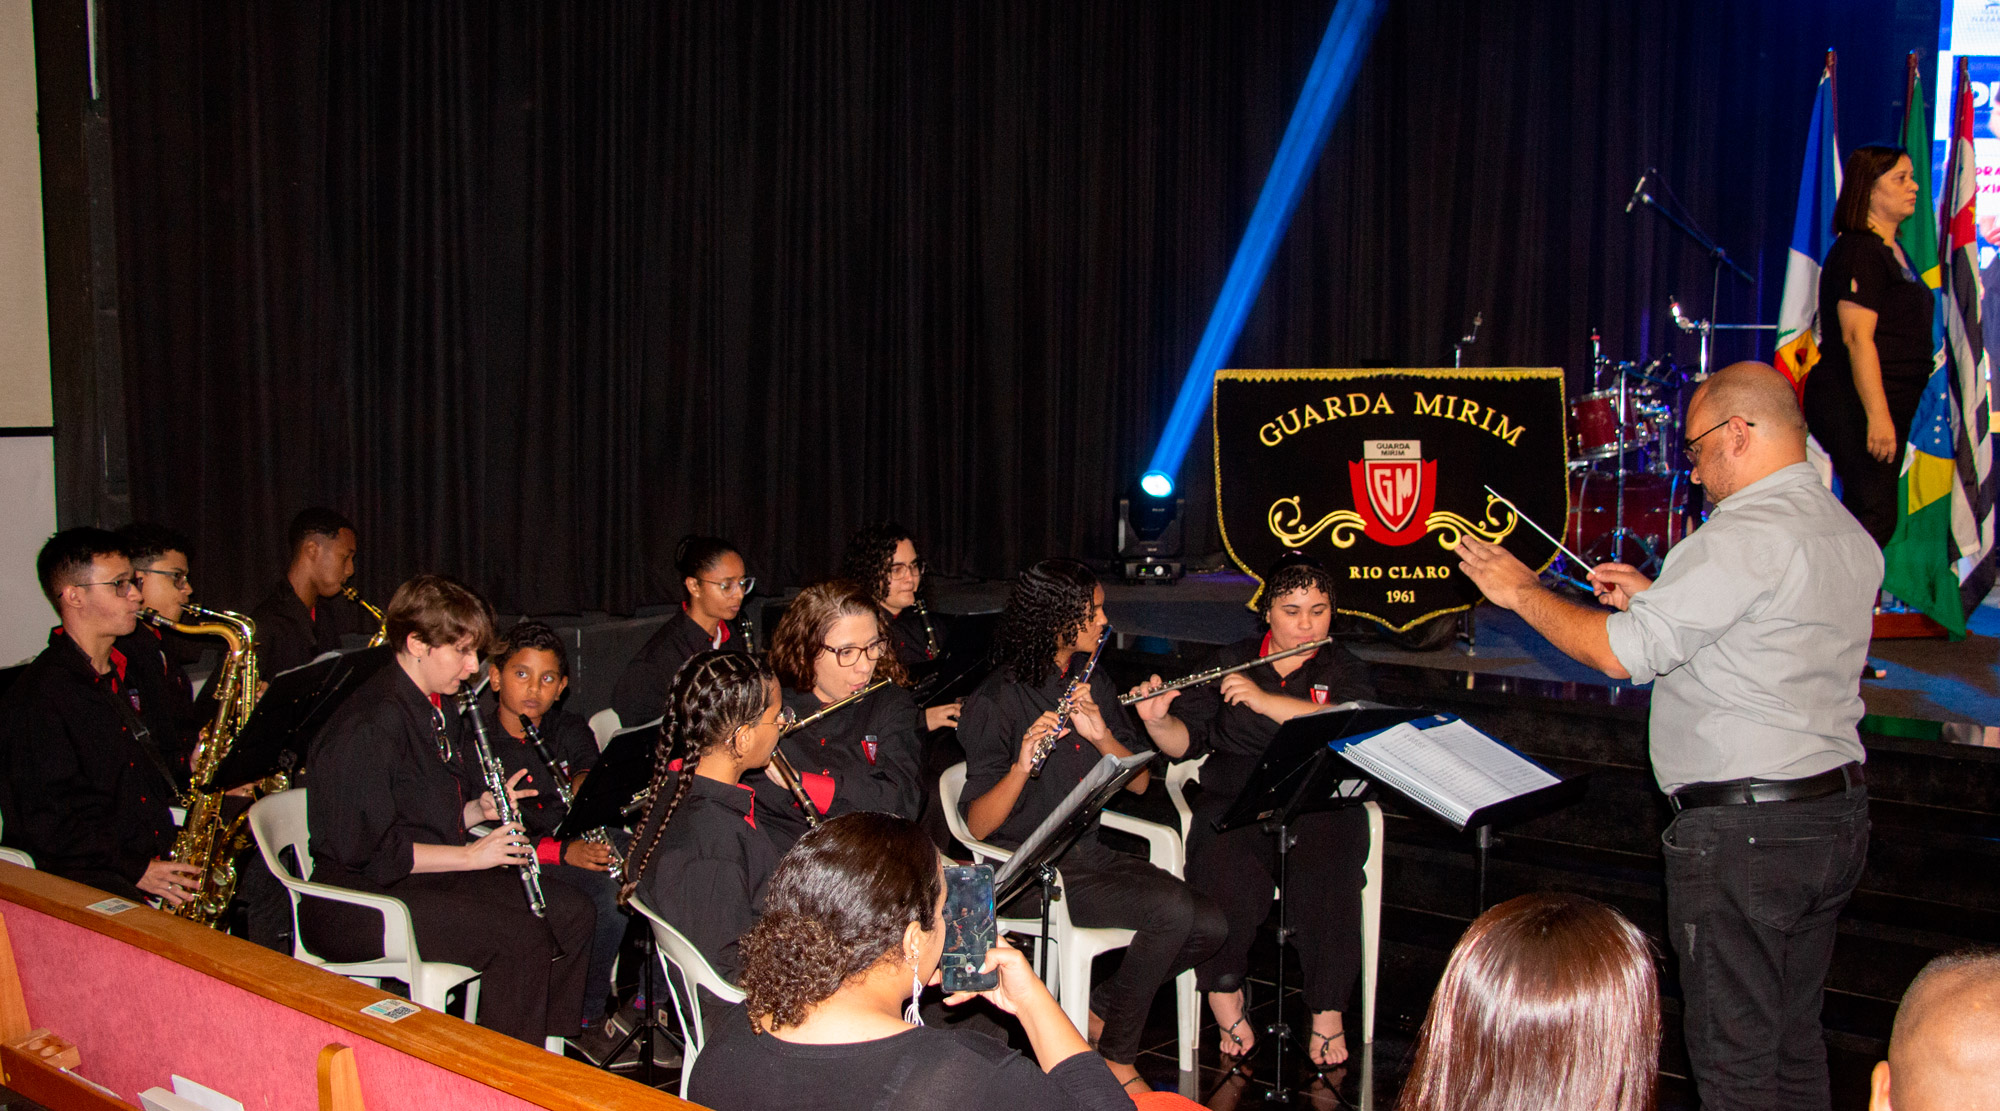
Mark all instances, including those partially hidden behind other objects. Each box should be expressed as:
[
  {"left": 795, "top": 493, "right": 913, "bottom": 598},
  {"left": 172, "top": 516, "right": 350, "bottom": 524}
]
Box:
[
  {"left": 1267, "top": 497, "right": 1368, "bottom": 549},
  {"left": 1423, "top": 495, "right": 1519, "bottom": 549}
]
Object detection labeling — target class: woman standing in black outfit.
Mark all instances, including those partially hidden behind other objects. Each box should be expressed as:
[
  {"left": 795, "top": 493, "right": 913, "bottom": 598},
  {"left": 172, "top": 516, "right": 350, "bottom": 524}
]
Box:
[
  {"left": 624, "top": 650, "right": 792, "bottom": 984},
  {"left": 1803, "top": 144, "right": 1931, "bottom": 546},
  {"left": 303, "top": 574, "right": 596, "bottom": 1044},
  {"left": 688, "top": 812, "right": 1134, "bottom": 1111},
  {"left": 608, "top": 536, "right": 754, "bottom": 727},
  {"left": 1128, "top": 554, "right": 1376, "bottom": 1068},
  {"left": 757, "top": 582, "right": 924, "bottom": 849}
]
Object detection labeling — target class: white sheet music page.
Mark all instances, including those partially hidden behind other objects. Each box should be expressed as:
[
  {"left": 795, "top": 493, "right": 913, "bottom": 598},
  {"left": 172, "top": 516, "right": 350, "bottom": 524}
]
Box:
[{"left": 1343, "top": 718, "right": 1555, "bottom": 826}]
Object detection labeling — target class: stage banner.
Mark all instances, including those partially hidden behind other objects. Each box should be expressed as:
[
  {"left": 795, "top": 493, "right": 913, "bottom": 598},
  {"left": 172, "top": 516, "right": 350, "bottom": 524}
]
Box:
[{"left": 1213, "top": 368, "right": 1570, "bottom": 631}]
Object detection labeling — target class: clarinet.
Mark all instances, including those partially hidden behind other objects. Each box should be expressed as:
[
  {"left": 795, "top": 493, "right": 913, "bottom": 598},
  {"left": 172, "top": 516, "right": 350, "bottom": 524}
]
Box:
[
  {"left": 1028, "top": 625, "right": 1110, "bottom": 778},
  {"left": 913, "top": 599, "right": 940, "bottom": 658},
  {"left": 1119, "top": 637, "right": 1334, "bottom": 705},
  {"left": 458, "top": 678, "right": 548, "bottom": 917},
  {"left": 520, "top": 714, "right": 627, "bottom": 885}
]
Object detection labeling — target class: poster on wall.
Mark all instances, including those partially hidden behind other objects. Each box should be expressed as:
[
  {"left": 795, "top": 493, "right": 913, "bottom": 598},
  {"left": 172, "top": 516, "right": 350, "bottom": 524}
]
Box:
[{"left": 1212, "top": 368, "right": 1571, "bottom": 632}]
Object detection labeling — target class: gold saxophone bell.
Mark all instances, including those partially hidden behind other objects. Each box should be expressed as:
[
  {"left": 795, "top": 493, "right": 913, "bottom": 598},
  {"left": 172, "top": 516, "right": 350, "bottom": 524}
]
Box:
[{"left": 139, "top": 604, "right": 272, "bottom": 928}]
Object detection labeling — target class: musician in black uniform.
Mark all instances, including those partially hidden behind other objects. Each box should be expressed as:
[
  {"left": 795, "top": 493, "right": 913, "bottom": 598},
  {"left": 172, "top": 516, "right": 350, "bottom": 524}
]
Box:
[
  {"left": 755, "top": 582, "right": 924, "bottom": 850},
  {"left": 249, "top": 508, "right": 373, "bottom": 675},
  {"left": 1127, "top": 553, "right": 1376, "bottom": 1068},
  {"left": 958, "top": 558, "right": 1225, "bottom": 1092},
  {"left": 0, "top": 530, "right": 199, "bottom": 904},
  {"left": 478, "top": 620, "right": 627, "bottom": 1041},
  {"left": 302, "top": 575, "right": 594, "bottom": 1045},
  {"left": 625, "top": 651, "right": 792, "bottom": 984},
  {"left": 609, "top": 536, "right": 752, "bottom": 729},
  {"left": 838, "top": 521, "right": 961, "bottom": 733}
]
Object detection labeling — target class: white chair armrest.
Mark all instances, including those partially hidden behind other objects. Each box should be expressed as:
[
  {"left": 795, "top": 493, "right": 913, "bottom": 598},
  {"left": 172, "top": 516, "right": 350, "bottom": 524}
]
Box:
[
  {"left": 959, "top": 835, "right": 1015, "bottom": 867},
  {"left": 278, "top": 875, "right": 423, "bottom": 966},
  {"left": 1100, "top": 810, "right": 1183, "bottom": 877}
]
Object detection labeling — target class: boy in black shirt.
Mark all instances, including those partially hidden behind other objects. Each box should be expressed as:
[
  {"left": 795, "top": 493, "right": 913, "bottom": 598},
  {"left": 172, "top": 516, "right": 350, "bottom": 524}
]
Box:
[{"left": 249, "top": 508, "right": 372, "bottom": 675}]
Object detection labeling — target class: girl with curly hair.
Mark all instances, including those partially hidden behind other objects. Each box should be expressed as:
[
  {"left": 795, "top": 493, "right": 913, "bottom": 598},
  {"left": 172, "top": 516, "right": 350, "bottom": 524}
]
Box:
[
  {"left": 754, "top": 582, "right": 923, "bottom": 848},
  {"left": 956, "top": 558, "right": 1225, "bottom": 1091},
  {"left": 838, "top": 521, "right": 962, "bottom": 732},
  {"left": 624, "top": 649, "right": 792, "bottom": 984},
  {"left": 1128, "top": 551, "right": 1377, "bottom": 1067},
  {"left": 687, "top": 812, "right": 1136, "bottom": 1111}
]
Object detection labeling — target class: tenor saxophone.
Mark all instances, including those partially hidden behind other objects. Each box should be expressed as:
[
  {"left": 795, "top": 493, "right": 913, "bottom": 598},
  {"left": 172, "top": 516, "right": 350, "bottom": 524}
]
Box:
[
  {"left": 140, "top": 603, "right": 271, "bottom": 927},
  {"left": 343, "top": 586, "right": 388, "bottom": 647}
]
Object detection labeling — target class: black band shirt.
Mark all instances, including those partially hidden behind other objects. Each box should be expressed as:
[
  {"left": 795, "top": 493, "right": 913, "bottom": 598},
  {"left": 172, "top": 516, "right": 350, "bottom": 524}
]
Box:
[
  {"left": 306, "top": 664, "right": 480, "bottom": 888},
  {"left": 750, "top": 683, "right": 925, "bottom": 850},
  {"left": 609, "top": 609, "right": 746, "bottom": 728},
  {"left": 249, "top": 583, "right": 371, "bottom": 677},
  {"left": 476, "top": 704, "right": 600, "bottom": 852},
  {"left": 1810, "top": 232, "right": 1938, "bottom": 427},
  {"left": 957, "top": 661, "right": 1149, "bottom": 851},
  {"left": 0, "top": 628, "right": 189, "bottom": 886},
  {"left": 635, "top": 772, "right": 780, "bottom": 983},
  {"left": 1168, "top": 634, "right": 1377, "bottom": 762}
]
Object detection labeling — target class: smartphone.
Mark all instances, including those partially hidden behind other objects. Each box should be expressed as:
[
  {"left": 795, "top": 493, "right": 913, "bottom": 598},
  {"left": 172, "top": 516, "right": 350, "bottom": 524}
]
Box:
[{"left": 940, "top": 864, "right": 1000, "bottom": 992}]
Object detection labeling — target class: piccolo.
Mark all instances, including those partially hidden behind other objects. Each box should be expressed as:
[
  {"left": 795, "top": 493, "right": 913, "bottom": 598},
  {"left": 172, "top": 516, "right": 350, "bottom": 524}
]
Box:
[
  {"left": 1119, "top": 637, "right": 1333, "bottom": 706},
  {"left": 769, "top": 677, "right": 894, "bottom": 825}
]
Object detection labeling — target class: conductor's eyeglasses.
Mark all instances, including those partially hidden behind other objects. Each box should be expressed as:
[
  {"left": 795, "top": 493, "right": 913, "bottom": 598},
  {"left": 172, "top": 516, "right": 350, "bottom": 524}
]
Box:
[
  {"left": 1683, "top": 417, "right": 1755, "bottom": 464},
  {"left": 820, "top": 639, "right": 888, "bottom": 666}
]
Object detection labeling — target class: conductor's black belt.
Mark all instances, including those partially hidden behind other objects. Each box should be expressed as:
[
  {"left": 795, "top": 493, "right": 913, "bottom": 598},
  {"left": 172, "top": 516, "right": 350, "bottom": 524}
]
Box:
[{"left": 1668, "top": 762, "right": 1864, "bottom": 814}]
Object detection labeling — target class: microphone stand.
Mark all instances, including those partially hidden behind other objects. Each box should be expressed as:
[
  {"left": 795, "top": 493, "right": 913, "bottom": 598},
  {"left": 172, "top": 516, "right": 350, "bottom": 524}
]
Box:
[{"left": 1629, "top": 173, "right": 1753, "bottom": 380}]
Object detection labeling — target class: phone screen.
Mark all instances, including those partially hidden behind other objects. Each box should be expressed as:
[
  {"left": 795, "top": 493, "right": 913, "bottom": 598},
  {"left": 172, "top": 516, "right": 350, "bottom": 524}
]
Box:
[{"left": 940, "top": 864, "right": 1000, "bottom": 992}]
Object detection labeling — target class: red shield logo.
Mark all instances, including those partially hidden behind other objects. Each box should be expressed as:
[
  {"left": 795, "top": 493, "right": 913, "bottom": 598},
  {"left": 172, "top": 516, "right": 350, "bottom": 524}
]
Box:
[{"left": 1347, "top": 440, "right": 1436, "bottom": 546}]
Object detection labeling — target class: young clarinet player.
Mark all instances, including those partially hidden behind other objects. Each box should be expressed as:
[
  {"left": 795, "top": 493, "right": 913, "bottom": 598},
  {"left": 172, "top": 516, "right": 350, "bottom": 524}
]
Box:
[
  {"left": 302, "top": 575, "right": 594, "bottom": 1045},
  {"left": 838, "top": 521, "right": 961, "bottom": 732},
  {"left": 957, "top": 558, "right": 1225, "bottom": 1092},
  {"left": 756, "top": 581, "right": 925, "bottom": 849},
  {"left": 609, "top": 536, "right": 753, "bottom": 729},
  {"left": 1127, "top": 552, "right": 1376, "bottom": 1067}
]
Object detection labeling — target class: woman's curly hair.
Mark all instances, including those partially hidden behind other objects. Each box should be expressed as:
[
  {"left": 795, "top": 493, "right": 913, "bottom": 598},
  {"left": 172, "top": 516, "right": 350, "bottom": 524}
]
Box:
[
  {"left": 993, "top": 558, "right": 1098, "bottom": 688},
  {"left": 837, "top": 521, "right": 913, "bottom": 604},
  {"left": 619, "top": 650, "right": 776, "bottom": 905},
  {"left": 767, "top": 580, "right": 910, "bottom": 692},
  {"left": 739, "top": 812, "right": 942, "bottom": 1031},
  {"left": 1258, "top": 551, "right": 1336, "bottom": 622}
]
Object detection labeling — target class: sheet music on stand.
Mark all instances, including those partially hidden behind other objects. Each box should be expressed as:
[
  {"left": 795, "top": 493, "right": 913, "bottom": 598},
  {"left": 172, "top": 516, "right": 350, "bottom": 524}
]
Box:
[
  {"left": 1331, "top": 714, "right": 1573, "bottom": 831},
  {"left": 993, "top": 751, "right": 1153, "bottom": 906}
]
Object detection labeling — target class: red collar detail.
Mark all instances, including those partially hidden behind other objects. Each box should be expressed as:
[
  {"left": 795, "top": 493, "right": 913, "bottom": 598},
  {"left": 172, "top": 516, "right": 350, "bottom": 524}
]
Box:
[
  {"left": 736, "top": 781, "right": 757, "bottom": 828},
  {"left": 427, "top": 692, "right": 443, "bottom": 709},
  {"left": 685, "top": 604, "right": 731, "bottom": 648},
  {"left": 109, "top": 646, "right": 128, "bottom": 683}
]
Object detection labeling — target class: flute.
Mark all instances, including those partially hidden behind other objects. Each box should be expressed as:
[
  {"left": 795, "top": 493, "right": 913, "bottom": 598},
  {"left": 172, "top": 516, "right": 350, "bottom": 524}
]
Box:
[
  {"left": 1029, "top": 625, "right": 1109, "bottom": 777},
  {"left": 1119, "top": 637, "right": 1333, "bottom": 706}
]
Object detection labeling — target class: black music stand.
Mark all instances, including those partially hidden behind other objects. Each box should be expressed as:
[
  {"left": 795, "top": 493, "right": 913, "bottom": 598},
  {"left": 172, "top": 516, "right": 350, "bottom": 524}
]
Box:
[
  {"left": 993, "top": 752, "right": 1154, "bottom": 979},
  {"left": 1210, "top": 705, "right": 1422, "bottom": 1099},
  {"left": 214, "top": 646, "right": 394, "bottom": 788}
]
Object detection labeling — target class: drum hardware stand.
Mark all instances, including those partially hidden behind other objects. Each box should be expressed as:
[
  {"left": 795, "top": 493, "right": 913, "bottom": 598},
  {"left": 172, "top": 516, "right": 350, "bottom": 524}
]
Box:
[
  {"left": 1453, "top": 311, "right": 1483, "bottom": 368},
  {"left": 1627, "top": 167, "right": 1752, "bottom": 381},
  {"left": 1670, "top": 299, "right": 1777, "bottom": 381}
]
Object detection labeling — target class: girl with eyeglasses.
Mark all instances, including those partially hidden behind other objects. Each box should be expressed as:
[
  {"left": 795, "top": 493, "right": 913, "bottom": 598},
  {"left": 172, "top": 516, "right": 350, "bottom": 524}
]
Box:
[
  {"left": 609, "top": 535, "right": 754, "bottom": 729},
  {"left": 623, "top": 650, "right": 792, "bottom": 985},
  {"left": 757, "top": 582, "right": 924, "bottom": 851},
  {"left": 839, "top": 521, "right": 963, "bottom": 735}
]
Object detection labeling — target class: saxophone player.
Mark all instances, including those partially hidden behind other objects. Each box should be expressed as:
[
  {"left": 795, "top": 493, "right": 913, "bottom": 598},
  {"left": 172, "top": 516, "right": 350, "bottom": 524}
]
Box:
[
  {"left": 477, "top": 621, "right": 631, "bottom": 1061},
  {"left": 0, "top": 529, "right": 200, "bottom": 905},
  {"left": 249, "top": 507, "right": 373, "bottom": 674},
  {"left": 302, "top": 575, "right": 594, "bottom": 1045}
]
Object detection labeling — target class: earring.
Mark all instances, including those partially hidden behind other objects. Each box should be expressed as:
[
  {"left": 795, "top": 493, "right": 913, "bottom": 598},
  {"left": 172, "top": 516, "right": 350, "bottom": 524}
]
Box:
[{"left": 904, "top": 949, "right": 924, "bottom": 1026}]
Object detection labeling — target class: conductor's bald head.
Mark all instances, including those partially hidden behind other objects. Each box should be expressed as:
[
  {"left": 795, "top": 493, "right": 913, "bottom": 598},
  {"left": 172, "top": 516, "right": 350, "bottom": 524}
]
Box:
[
  {"left": 1685, "top": 362, "right": 1808, "bottom": 498},
  {"left": 1870, "top": 950, "right": 2000, "bottom": 1111}
]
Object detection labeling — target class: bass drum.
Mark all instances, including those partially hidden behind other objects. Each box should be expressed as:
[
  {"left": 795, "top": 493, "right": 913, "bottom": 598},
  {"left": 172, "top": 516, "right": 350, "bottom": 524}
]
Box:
[{"left": 1565, "top": 471, "right": 1693, "bottom": 566}]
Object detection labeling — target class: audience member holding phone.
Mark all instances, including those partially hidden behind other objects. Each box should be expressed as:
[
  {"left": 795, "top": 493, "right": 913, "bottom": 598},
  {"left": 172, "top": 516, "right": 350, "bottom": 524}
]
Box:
[{"left": 687, "top": 812, "right": 1136, "bottom": 1111}]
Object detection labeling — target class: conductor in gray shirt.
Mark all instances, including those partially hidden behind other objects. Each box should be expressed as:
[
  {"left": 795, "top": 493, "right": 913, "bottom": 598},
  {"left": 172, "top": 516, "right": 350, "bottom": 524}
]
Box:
[{"left": 1456, "top": 362, "right": 1880, "bottom": 1111}]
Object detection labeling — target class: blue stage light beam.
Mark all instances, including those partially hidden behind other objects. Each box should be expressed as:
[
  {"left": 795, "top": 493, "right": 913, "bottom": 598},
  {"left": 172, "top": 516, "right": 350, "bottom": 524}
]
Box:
[{"left": 1142, "top": 0, "right": 1387, "bottom": 491}]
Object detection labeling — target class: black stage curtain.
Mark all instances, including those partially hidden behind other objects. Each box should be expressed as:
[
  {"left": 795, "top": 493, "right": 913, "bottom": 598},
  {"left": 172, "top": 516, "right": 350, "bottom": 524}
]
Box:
[{"left": 102, "top": 0, "right": 1934, "bottom": 616}]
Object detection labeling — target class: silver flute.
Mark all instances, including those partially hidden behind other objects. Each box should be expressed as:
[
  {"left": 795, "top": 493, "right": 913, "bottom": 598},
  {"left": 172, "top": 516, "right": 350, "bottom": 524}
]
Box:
[
  {"left": 458, "top": 678, "right": 547, "bottom": 917},
  {"left": 1119, "top": 637, "right": 1334, "bottom": 705},
  {"left": 1029, "top": 625, "right": 1110, "bottom": 778}
]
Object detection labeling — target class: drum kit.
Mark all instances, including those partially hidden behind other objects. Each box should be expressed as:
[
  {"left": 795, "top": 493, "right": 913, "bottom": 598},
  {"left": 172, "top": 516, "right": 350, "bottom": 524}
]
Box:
[{"left": 1562, "top": 331, "right": 1701, "bottom": 576}]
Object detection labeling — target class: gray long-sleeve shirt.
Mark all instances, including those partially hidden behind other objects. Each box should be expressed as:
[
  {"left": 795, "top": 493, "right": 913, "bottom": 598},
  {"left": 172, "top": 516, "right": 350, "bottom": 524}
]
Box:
[{"left": 1605, "top": 462, "right": 1881, "bottom": 794}]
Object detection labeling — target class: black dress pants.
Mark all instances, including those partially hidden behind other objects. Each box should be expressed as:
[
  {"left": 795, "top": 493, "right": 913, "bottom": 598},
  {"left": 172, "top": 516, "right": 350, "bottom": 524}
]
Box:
[
  {"left": 1804, "top": 376, "right": 1917, "bottom": 547},
  {"left": 1008, "top": 834, "right": 1226, "bottom": 1065},
  {"left": 1186, "top": 780, "right": 1367, "bottom": 1013},
  {"left": 1662, "top": 783, "right": 1869, "bottom": 1111},
  {"left": 300, "top": 866, "right": 594, "bottom": 1044}
]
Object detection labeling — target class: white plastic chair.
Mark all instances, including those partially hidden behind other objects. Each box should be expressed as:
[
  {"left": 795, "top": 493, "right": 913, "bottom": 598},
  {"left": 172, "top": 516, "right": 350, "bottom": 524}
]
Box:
[
  {"left": 587, "top": 708, "right": 623, "bottom": 752},
  {"left": 247, "top": 789, "right": 482, "bottom": 1019},
  {"left": 628, "top": 895, "right": 743, "bottom": 1100},
  {"left": 1163, "top": 753, "right": 1384, "bottom": 1044},
  {"left": 941, "top": 762, "right": 1201, "bottom": 1072}
]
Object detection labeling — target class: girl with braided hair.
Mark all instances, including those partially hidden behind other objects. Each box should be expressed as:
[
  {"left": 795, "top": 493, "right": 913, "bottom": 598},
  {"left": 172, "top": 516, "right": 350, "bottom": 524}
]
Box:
[
  {"left": 1126, "top": 551, "right": 1376, "bottom": 1067},
  {"left": 957, "top": 558, "right": 1225, "bottom": 1092},
  {"left": 625, "top": 649, "right": 794, "bottom": 984},
  {"left": 688, "top": 813, "right": 1137, "bottom": 1111}
]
